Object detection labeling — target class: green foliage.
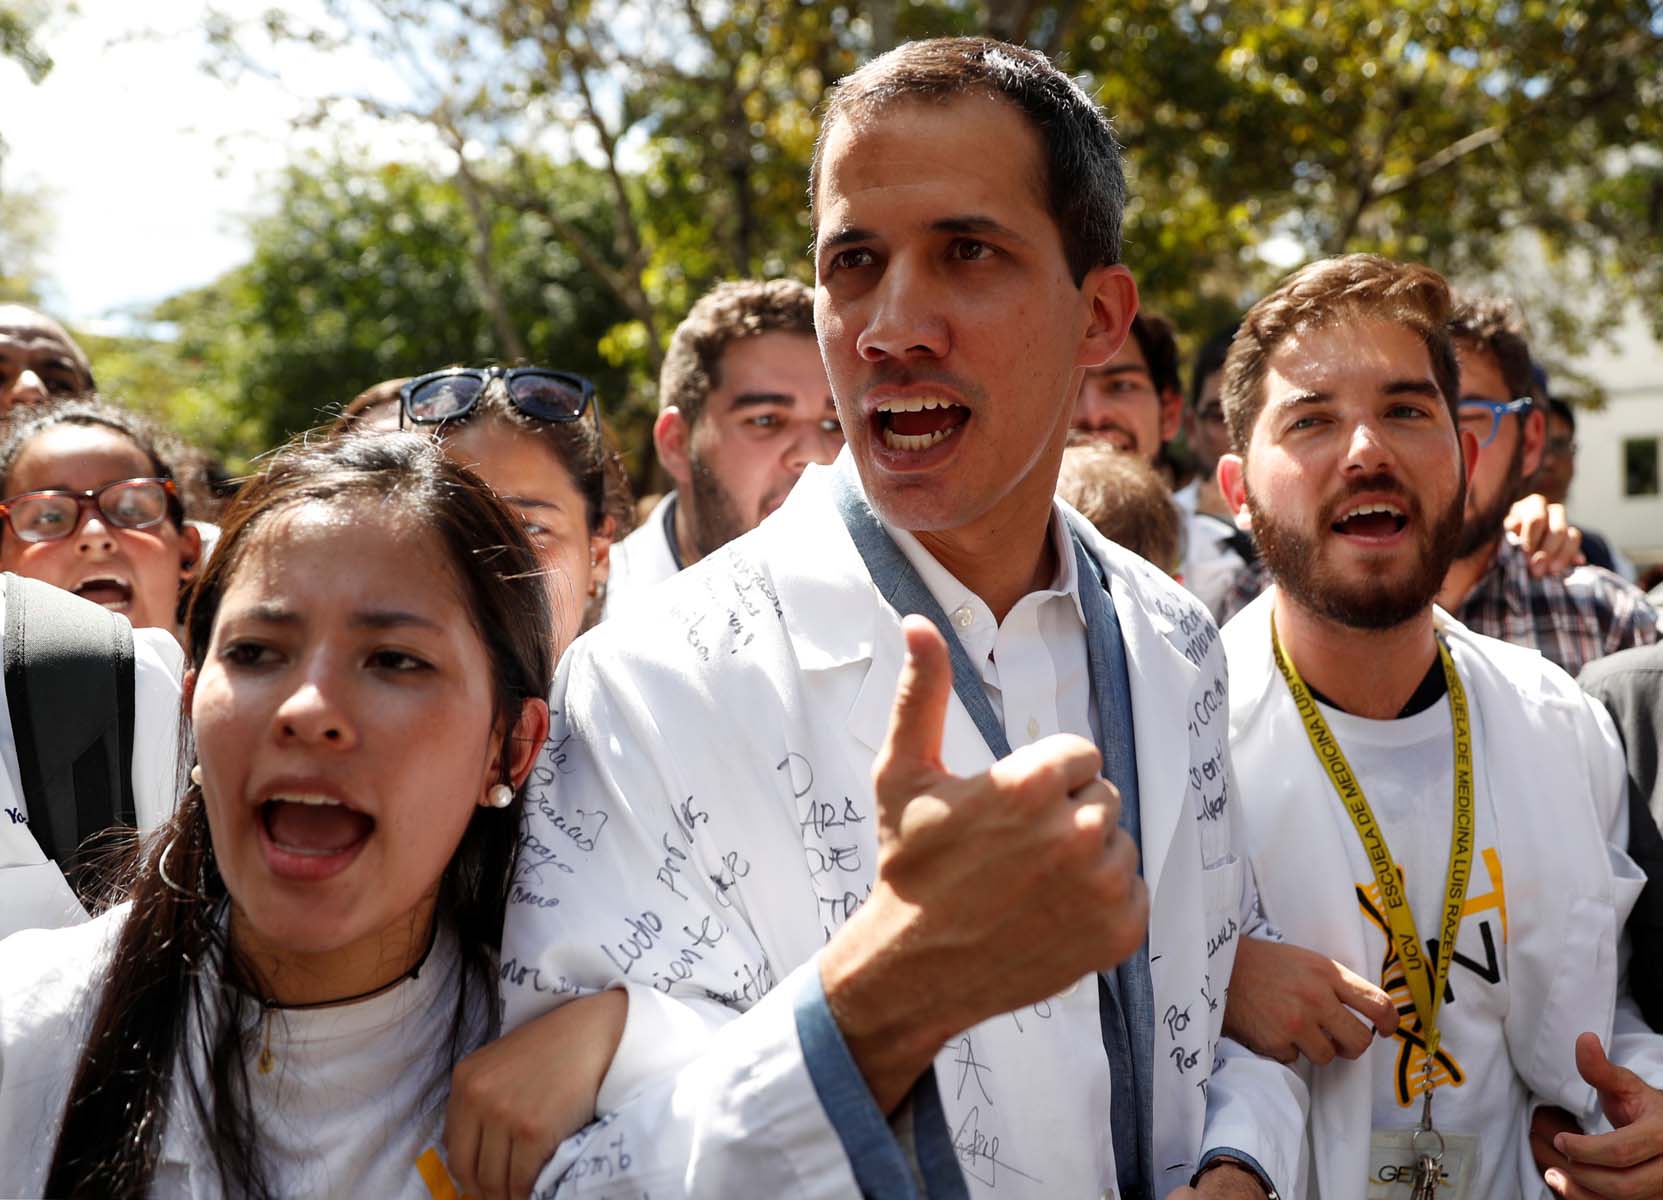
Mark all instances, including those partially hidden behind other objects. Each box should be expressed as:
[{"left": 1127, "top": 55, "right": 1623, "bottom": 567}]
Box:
[
  {"left": 151, "top": 155, "right": 638, "bottom": 457},
  {"left": 147, "top": 0, "right": 1661, "bottom": 472},
  {"left": 1056, "top": 0, "right": 1663, "bottom": 349},
  {"left": 0, "top": 178, "right": 52, "bottom": 303},
  {"left": 0, "top": 2, "right": 53, "bottom": 85}
]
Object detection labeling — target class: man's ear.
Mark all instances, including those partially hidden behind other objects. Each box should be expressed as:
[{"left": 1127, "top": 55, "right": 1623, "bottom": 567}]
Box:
[
  {"left": 653, "top": 408, "right": 694, "bottom": 491},
  {"left": 1217, "top": 454, "right": 1251, "bottom": 526},
  {"left": 1459, "top": 429, "right": 1481, "bottom": 488},
  {"left": 1519, "top": 407, "right": 1547, "bottom": 479},
  {"left": 1159, "top": 387, "right": 1184, "bottom": 444},
  {"left": 1075, "top": 264, "right": 1139, "bottom": 372}
]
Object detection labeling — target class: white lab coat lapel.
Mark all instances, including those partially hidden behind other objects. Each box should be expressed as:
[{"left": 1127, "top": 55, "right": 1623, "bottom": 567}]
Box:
[
  {"left": 1111, "top": 571, "right": 1199, "bottom": 902},
  {"left": 1226, "top": 590, "right": 1642, "bottom": 1197},
  {"left": 771, "top": 463, "right": 1016, "bottom": 777},
  {"left": 1223, "top": 591, "right": 1374, "bottom": 1194}
]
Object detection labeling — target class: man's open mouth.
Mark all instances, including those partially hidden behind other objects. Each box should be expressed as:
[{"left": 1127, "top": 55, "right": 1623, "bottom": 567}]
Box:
[
  {"left": 1330, "top": 502, "right": 1408, "bottom": 538},
  {"left": 873, "top": 395, "right": 971, "bottom": 452}
]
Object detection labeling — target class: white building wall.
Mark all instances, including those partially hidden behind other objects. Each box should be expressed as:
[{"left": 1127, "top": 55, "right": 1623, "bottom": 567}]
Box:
[{"left": 1565, "top": 311, "right": 1663, "bottom": 565}]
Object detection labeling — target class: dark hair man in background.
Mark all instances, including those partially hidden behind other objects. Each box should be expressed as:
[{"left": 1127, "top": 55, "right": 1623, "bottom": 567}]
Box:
[
  {"left": 0, "top": 304, "right": 94, "bottom": 413},
  {"left": 603, "top": 278, "right": 842, "bottom": 617},
  {"left": 1532, "top": 396, "right": 1633, "bottom": 579},
  {"left": 1433, "top": 294, "right": 1657, "bottom": 676}
]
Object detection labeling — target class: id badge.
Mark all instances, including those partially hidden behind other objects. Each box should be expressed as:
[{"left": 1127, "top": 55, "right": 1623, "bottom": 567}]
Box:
[{"left": 1366, "top": 1129, "right": 1481, "bottom": 1198}]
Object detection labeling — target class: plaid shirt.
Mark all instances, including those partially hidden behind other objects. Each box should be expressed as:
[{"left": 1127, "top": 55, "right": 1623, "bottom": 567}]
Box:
[
  {"left": 1454, "top": 535, "right": 1659, "bottom": 676},
  {"left": 1217, "top": 535, "right": 1659, "bottom": 678},
  {"left": 1218, "top": 557, "right": 1271, "bottom": 626}
]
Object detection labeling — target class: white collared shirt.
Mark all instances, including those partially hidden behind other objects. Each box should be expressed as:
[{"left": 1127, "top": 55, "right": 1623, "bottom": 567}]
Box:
[{"left": 887, "top": 507, "right": 1093, "bottom": 751}]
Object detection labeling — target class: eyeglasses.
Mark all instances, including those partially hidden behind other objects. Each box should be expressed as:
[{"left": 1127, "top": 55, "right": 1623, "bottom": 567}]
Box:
[
  {"left": 0, "top": 477, "right": 179, "bottom": 543},
  {"left": 399, "top": 367, "right": 598, "bottom": 432},
  {"left": 1456, "top": 397, "right": 1533, "bottom": 449}
]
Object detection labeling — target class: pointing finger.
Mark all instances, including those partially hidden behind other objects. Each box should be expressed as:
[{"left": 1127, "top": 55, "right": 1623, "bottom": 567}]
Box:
[{"left": 875, "top": 616, "right": 955, "bottom": 805}]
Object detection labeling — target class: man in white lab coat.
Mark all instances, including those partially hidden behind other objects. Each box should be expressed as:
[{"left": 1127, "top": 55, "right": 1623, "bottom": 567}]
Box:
[
  {"left": 491, "top": 37, "right": 1305, "bottom": 1200},
  {"left": 1215, "top": 253, "right": 1663, "bottom": 1198},
  {"left": 603, "top": 279, "right": 842, "bottom": 619}
]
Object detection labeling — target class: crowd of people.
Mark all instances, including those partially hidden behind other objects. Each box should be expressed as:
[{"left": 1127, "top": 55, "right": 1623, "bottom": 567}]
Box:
[{"left": 3, "top": 33, "right": 1663, "bottom": 1200}]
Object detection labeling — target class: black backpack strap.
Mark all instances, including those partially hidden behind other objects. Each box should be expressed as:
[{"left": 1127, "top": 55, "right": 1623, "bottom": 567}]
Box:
[{"left": 3, "top": 575, "right": 137, "bottom": 893}]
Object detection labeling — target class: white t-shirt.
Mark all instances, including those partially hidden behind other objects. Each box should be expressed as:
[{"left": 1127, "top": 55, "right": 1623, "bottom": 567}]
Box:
[
  {"left": 1317, "top": 693, "right": 1527, "bottom": 1200},
  {"left": 0, "top": 904, "right": 485, "bottom": 1198}
]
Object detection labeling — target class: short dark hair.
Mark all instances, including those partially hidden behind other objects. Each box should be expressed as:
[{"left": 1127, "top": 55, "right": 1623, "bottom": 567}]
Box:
[
  {"left": 809, "top": 37, "right": 1126, "bottom": 283},
  {"left": 1128, "top": 312, "right": 1181, "bottom": 398},
  {"left": 1189, "top": 322, "right": 1240, "bottom": 410},
  {"left": 1547, "top": 395, "right": 1576, "bottom": 430},
  {"left": 1220, "top": 254, "right": 1460, "bottom": 456},
  {"left": 659, "top": 279, "right": 815, "bottom": 428},
  {"left": 1448, "top": 293, "right": 1538, "bottom": 407}
]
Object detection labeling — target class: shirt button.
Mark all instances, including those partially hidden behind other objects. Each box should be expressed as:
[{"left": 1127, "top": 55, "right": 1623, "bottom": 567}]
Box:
[
  {"left": 952, "top": 606, "right": 973, "bottom": 629},
  {"left": 1027, "top": 716, "right": 1040, "bottom": 740}
]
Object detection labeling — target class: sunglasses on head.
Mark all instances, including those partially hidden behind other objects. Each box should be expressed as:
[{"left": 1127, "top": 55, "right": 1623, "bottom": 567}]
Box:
[
  {"left": 398, "top": 367, "right": 599, "bottom": 432},
  {"left": 0, "top": 476, "right": 180, "bottom": 543}
]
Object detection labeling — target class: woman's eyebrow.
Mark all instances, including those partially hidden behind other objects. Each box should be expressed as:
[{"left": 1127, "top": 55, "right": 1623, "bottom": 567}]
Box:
[{"left": 349, "top": 609, "right": 446, "bottom": 632}]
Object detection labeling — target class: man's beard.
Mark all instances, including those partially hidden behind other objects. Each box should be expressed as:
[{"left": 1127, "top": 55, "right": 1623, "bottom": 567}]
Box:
[
  {"left": 1455, "top": 433, "right": 1526, "bottom": 559},
  {"left": 686, "top": 453, "right": 750, "bottom": 560},
  {"left": 1247, "top": 471, "right": 1466, "bottom": 631}
]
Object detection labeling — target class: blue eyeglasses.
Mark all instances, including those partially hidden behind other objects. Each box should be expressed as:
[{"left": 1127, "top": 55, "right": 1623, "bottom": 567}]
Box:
[{"left": 1457, "top": 397, "right": 1533, "bottom": 448}]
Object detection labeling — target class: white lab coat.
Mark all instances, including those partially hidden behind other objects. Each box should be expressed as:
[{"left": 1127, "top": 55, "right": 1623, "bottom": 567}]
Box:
[
  {"left": 0, "top": 581, "right": 184, "bottom": 938},
  {"left": 504, "top": 460, "right": 1306, "bottom": 1198},
  {"left": 599, "top": 492, "right": 682, "bottom": 622},
  {"left": 1224, "top": 589, "right": 1663, "bottom": 1198}
]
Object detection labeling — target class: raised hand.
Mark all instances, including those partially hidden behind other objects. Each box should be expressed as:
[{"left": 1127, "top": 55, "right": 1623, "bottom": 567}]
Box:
[
  {"left": 1543, "top": 1032, "right": 1663, "bottom": 1198},
  {"left": 820, "top": 615, "right": 1148, "bottom": 1112}
]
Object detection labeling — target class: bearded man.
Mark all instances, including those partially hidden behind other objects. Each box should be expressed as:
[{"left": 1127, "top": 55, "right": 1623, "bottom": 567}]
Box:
[{"left": 1216, "top": 253, "right": 1663, "bottom": 1199}]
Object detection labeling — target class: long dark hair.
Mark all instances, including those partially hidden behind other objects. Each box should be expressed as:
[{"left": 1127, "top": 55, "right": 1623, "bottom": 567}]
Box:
[{"left": 46, "top": 432, "right": 553, "bottom": 1197}]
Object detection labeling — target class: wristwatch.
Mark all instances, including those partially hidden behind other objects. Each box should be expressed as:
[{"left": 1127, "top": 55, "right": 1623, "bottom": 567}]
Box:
[{"left": 1193, "top": 1154, "right": 1278, "bottom": 1199}]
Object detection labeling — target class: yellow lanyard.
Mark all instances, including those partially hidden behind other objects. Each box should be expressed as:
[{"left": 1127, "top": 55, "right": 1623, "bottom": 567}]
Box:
[{"left": 1270, "top": 617, "right": 1475, "bottom": 1062}]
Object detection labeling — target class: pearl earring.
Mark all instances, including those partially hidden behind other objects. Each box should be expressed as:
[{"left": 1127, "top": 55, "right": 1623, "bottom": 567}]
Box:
[
  {"left": 190, "top": 764, "right": 204, "bottom": 787},
  {"left": 488, "top": 784, "right": 514, "bottom": 809}
]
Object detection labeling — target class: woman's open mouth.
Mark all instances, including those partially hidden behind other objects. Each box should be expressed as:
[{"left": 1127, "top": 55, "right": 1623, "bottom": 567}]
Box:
[{"left": 258, "top": 794, "right": 375, "bottom": 881}]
